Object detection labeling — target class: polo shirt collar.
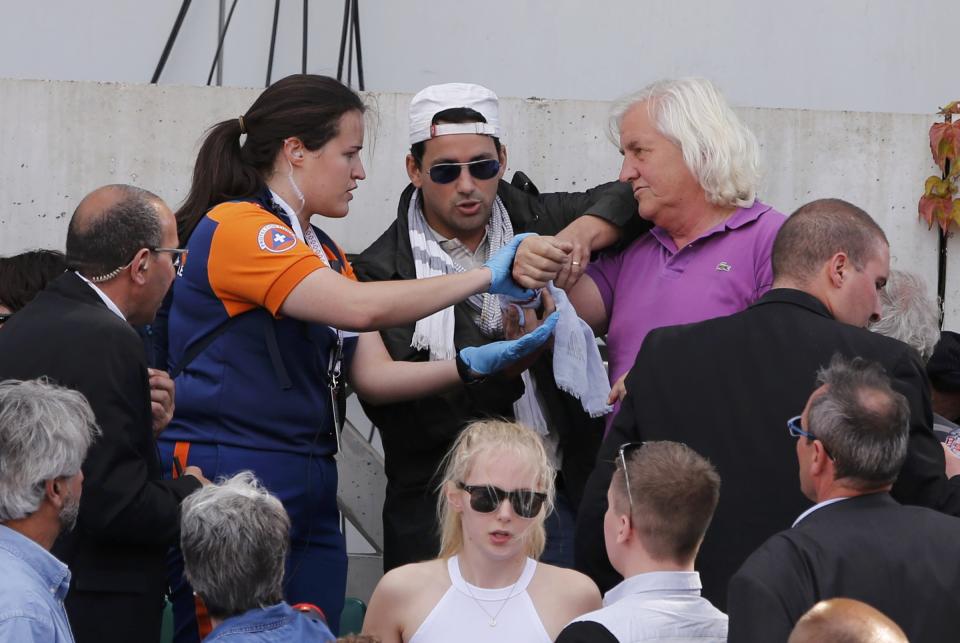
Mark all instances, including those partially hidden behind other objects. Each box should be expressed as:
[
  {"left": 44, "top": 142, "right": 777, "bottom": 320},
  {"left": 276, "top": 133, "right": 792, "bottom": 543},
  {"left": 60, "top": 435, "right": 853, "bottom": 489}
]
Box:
[
  {"left": 0, "top": 525, "right": 71, "bottom": 601},
  {"left": 650, "top": 200, "right": 772, "bottom": 252},
  {"left": 603, "top": 570, "right": 703, "bottom": 607}
]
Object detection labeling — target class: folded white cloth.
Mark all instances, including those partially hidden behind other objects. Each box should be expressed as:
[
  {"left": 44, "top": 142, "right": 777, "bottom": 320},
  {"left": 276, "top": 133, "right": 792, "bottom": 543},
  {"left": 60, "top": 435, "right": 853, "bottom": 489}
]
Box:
[{"left": 548, "top": 282, "right": 613, "bottom": 418}]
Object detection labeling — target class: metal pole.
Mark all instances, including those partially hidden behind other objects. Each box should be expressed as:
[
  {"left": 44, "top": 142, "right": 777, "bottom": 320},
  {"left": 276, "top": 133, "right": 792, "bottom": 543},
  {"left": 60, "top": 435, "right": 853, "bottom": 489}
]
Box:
[
  {"left": 351, "top": 0, "right": 364, "bottom": 90},
  {"left": 207, "top": 0, "right": 240, "bottom": 86},
  {"left": 266, "top": 0, "right": 281, "bottom": 87},
  {"left": 346, "top": 7, "right": 354, "bottom": 88},
  {"left": 151, "top": 0, "right": 193, "bottom": 83},
  {"left": 216, "top": 0, "right": 225, "bottom": 85},
  {"left": 302, "top": 0, "right": 309, "bottom": 74},
  {"left": 336, "top": 0, "right": 351, "bottom": 82}
]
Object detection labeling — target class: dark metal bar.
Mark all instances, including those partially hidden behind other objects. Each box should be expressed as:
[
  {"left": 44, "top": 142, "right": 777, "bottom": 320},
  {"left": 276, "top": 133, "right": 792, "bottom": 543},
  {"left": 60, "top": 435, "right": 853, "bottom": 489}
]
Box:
[
  {"left": 302, "top": 0, "right": 309, "bottom": 74},
  {"left": 216, "top": 0, "right": 225, "bottom": 85},
  {"left": 939, "top": 153, "right": 952, "bottom": 328},
  {"left": 346, "top": 7, "right": 354, "bottom": 87},
  {"left": 151, "top": 0, "right": 193, "bottom": 83},
  {"left": 207, "top": 0, "right": 240, "bottom": 86},
  {"left": 266, "top": 0, "right": 281, "bottom": 87},
  {"left": 336, "top": 0, "right": 351, "bottom": 81},
  {"left": 351, "top": 0, "right": 364, "bottom": 90}
]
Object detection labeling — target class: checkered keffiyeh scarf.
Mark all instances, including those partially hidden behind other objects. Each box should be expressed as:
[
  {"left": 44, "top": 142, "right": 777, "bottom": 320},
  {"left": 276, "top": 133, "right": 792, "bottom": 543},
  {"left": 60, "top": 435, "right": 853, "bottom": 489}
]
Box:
[{"left": 407, "top": 191, "right": 513, "bottom": 360}]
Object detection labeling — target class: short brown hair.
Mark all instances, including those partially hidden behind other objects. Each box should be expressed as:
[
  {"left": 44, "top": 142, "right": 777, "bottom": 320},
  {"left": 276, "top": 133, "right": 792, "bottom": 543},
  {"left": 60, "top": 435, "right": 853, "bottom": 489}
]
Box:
[
  {"left": 610, "top": 441, "right": 720, "bottom": 563},
  {"left": 772, "top": 198, "right": 887, "bottom": 285}
]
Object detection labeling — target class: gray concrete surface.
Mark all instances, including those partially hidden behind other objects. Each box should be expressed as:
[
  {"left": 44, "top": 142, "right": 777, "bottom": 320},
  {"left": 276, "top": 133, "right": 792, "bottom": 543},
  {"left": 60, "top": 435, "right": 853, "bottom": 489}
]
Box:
[{"left": 1, "top": 78, "right": 951, "bottom": 322}]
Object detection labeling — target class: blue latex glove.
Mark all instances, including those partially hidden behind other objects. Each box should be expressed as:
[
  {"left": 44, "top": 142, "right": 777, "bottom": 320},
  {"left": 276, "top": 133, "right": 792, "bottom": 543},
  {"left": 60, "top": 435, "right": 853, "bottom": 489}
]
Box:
[
  {"left": 459, "top": 312, "right": 559, "bottom": 377},
  {"left": 483, "top": 232, "right": 537, "bottom": 299}
]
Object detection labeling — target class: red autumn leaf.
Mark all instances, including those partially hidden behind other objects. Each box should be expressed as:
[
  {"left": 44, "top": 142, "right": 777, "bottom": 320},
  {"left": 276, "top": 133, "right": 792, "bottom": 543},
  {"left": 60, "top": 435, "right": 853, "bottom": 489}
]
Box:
[
  {"left": 929, "top": 122, "right": 960, "bottom": 171},
  {"left": 919, "top": 195, "right": 947, "bottom": 229},
  {"left": 919, "top": 179, "right": 956, "bottom": 230}
]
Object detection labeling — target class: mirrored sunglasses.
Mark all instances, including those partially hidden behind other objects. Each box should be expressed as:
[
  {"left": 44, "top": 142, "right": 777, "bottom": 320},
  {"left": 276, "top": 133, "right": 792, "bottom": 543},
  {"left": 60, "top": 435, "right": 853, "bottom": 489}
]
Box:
[
  {"left": 457, "top": 481, "right": 546, "bottom": 518},
  {"left": 428, "top": 159, "right": 501, "bottom": 184}
]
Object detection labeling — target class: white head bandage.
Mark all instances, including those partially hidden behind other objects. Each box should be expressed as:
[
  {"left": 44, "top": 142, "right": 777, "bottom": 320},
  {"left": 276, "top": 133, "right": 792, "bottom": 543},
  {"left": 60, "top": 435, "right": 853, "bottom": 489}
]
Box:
[{"left": 408, "top": 83, "right": 501, "bottom": 145}]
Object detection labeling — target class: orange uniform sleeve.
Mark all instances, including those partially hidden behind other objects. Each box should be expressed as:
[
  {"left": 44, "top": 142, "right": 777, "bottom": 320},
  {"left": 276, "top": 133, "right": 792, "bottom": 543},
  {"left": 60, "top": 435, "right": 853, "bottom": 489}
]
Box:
[{"left": 206, "top": 202, "right": 327, "bottom": 317}]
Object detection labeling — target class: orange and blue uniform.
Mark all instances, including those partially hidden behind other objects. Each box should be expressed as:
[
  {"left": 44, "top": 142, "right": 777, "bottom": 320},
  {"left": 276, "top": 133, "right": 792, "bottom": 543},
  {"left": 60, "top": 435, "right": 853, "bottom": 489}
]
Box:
[{"left": 158, "top": 190, "right": 355, "bottom": 639}]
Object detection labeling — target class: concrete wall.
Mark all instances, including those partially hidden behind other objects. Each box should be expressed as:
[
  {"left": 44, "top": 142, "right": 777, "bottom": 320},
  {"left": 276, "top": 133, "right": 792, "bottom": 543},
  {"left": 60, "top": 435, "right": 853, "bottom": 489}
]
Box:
[
  {"left": 0, "top": 1, "right": 957, "bottom": 115},
  {"left": 0, "top": 77, "right": 954, "bottom": 325}
]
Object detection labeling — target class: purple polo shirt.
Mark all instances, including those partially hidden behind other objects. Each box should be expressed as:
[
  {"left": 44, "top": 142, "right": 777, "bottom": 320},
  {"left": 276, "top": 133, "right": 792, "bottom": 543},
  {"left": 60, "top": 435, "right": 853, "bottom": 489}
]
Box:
[{"left": 587, "top": 200, "right": 785, "bottom": 393}]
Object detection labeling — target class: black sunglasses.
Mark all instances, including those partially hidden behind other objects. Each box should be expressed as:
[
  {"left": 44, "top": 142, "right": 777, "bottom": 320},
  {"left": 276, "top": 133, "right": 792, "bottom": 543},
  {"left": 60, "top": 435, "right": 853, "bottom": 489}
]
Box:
[
  {"left": 457, "top": 481, "right": 547, "bottom": 518},
  {"left": 428, "top": 159, "right": 501, "bottom": 184},
  {"left": 0, "top": 313, "right": 11, "bottom": 325}
]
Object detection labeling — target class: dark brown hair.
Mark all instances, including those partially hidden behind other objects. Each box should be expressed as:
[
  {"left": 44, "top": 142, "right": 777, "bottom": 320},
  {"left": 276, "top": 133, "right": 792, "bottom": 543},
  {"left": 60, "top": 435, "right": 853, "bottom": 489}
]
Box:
[
  {"left": 175, "top": 74, "right": 365, "bottom": 242},
  {"left": 0, "top": 249, "right": 66, "bottom": 311}
]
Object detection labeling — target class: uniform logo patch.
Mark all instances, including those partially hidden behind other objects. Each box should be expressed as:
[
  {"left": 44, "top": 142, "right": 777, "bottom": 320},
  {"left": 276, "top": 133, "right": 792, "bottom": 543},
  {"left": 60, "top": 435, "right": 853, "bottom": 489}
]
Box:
[
  {"left": 716, "top": 261, "right": 732, "bottom": 272},
  {"left": 258, "top": 224, "right": 297, "bottom": 253}
]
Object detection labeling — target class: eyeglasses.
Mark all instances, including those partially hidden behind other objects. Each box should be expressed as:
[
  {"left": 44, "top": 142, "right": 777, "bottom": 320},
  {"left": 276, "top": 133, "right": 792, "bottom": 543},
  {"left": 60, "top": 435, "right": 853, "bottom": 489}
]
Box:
[
  {"left": 428, "top": 159, "right": 501, "bottom": 184},
  {"left": 618, "top": 442, "right": 645, "bottom": 516},
  {"left": 787, "top": 415, "right": 835, "bottom": 461},
  {"left": 0, "top": 313, "right": 11, "bottom": 325},
  {"left": 456, "top": 481, "right": 547, "bottom": 518},
  {"left": 151, "top": 247, "right": 188, "bottom": 269}
]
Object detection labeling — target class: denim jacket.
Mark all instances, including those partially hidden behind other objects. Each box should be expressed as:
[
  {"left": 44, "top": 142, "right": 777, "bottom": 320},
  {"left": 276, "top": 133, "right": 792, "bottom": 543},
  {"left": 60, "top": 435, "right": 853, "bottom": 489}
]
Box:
[
  {"left": 205, "top": 602, "right": 335, "bottom": 642},
  {"left": 0, "top": 525, "right": 74, "bottom": 642}
]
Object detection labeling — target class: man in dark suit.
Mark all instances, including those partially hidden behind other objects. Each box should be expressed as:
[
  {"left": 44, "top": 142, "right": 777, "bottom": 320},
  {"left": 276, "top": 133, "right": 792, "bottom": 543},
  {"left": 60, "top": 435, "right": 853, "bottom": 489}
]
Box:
[
  {"left": 0, "top": 185, "right": 208, "bottom": 643},
  {"left": 727, "top": 356, "right": 960, "bottom": 641},
  {"left": 575, "top": 198, "right": 960, "bottom": 610}
]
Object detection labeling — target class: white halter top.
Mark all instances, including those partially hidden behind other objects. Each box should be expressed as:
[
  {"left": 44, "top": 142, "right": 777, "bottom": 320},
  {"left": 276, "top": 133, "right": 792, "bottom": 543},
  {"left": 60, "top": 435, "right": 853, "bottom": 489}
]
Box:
[{"left": 408, "top": 555, "right": 551, "bottom": 643}]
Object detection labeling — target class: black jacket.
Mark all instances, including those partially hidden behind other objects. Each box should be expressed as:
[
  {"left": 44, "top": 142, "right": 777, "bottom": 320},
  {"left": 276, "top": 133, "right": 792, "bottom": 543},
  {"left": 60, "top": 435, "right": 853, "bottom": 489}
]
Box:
[
  {"left": 0, "top": 272, "right": 201, "bottom": 641},
  {"left": 728, "top": 493, "right": 960, "bottom": 642},
  {"left": 352, "top": 178, "right": 642, "bottom": 571},
  {"left": 575, "top": 288, "right": 960, "bottom": 610}
]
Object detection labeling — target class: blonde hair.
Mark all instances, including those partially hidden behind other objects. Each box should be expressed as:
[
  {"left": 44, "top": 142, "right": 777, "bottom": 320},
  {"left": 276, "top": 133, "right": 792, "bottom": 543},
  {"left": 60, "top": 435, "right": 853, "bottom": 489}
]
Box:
[
  {"left": 609, "top": 77, "right": 761, "bottom": 209},
  {"left": 436, "top": 419, "right": 555, "bottom": 560}
]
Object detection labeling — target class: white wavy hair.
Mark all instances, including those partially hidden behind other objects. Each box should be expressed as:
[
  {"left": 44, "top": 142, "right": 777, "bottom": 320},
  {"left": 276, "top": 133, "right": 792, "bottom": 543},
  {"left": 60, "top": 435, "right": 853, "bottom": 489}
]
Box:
[
  {"left": 870, "top": 269, "right": 941, "bottom": 363},
  {"left": 609, "top": 77, "right": 761, "bottom": 208}
]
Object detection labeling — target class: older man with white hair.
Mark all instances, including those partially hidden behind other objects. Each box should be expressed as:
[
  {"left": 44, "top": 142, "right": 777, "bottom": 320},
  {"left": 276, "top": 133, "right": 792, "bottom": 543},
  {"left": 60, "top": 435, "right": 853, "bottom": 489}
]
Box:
[
  {"left": 180, "top": 472, "right": 335, "bottom": 642},
  {"left": 0, "top": 378, "right": 100, "bottom": 642},
  {"left": 566, "top": 77, "right": 786, "bottom": 407}
]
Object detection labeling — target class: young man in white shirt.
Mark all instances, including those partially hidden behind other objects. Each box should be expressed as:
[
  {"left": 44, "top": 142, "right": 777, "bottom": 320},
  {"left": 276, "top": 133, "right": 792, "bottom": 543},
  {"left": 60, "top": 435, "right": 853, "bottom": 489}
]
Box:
[{"left": 558, "top": 441, "right": 727, "bottom": 642}]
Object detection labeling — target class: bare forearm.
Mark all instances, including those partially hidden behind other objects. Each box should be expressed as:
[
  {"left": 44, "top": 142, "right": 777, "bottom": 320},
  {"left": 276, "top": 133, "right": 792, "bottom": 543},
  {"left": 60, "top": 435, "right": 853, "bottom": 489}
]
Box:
[
  {"left": 350, "top": 331, "right": 462, "bottom": 405},
  {"left": 282, "top": 267, "right": 491, "bottom": 332},
  {"left": 353, "top": 358, "right": 461, "bottom": 405}
]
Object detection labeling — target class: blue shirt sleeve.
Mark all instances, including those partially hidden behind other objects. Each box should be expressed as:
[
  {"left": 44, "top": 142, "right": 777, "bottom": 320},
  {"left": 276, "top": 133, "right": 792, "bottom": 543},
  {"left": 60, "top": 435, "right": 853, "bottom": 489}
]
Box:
[{"left": 0, "top": 614, "right": 59, "bottom": 643}]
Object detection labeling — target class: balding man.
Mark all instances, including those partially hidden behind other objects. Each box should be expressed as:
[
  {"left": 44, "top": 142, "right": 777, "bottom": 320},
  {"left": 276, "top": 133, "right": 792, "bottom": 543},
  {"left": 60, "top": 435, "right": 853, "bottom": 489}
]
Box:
[
  {"left": 728, "top": 356, "right": 960, "bottom": 641},
  {"left": 0, "top": 185, "right": 208, "bottom": 643},
  {"left": 576, "top": 198, "right": 960, "bottom": 609},
  {"left": 788, "top": 599, "right": 907, "bottom": 643}
]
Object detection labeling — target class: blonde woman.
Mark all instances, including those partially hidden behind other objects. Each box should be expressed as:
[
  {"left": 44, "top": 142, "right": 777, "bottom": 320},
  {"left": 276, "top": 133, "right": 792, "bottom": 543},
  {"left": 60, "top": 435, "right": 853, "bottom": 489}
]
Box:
[{"left": 363, "top": 420, "right": 600, "bottom": 642}]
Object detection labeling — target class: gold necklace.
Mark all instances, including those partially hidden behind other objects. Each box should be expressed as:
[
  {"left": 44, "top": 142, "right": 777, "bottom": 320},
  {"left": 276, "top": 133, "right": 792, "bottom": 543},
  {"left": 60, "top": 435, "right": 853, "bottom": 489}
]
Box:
[{"left": 460, "top": 562, "right": 525, "bottom": 628}]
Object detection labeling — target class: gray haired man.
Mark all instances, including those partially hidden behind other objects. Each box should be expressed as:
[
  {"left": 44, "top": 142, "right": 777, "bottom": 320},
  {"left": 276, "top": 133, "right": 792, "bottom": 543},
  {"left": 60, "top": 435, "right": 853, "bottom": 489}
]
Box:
[
  {"left": 0, "top": 378, "right": 100, "bottom": 642},
  {"left": 180, "top": 472, "right": 335, "bottom": 642},
  {"left": 727, "top": 356, "right": 960, "bottom": 642}
]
